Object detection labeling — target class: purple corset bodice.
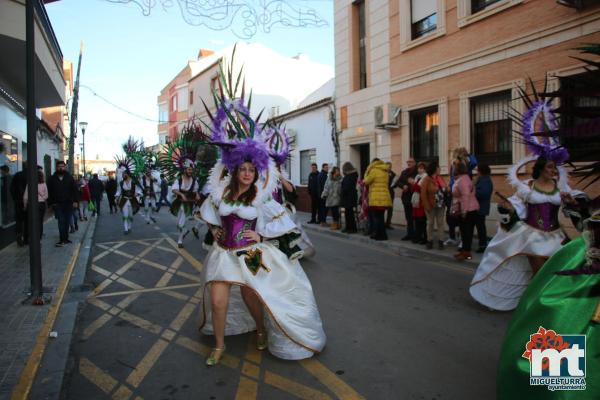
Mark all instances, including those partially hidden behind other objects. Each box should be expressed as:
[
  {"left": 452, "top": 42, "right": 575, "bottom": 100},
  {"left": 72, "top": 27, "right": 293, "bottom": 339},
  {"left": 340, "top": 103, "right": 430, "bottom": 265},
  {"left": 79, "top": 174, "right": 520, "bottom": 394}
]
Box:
[
  {"left": 525, "top": 202, "right": 560, "bottom": 231},
  {"left": 218, "top": 214, "right": 258, "bottom": 249},
  {"left": 272, "top": 188, "right": 283, "bottom": 204}
]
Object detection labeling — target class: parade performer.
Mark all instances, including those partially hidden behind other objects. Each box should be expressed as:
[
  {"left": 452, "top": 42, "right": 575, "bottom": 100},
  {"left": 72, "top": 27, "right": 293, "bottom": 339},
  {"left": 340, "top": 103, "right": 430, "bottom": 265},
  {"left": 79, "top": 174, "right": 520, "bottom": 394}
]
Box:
[
  {"left": 497, "top": 45, "right": 600, "bottom": 399},
  {"left": 115, "top": 137, "right": 145, "bottom": 234},
  {"left": 160, "top": 122, "right": 213, "bottom": 248},
  {"left": 141, "top": 152, "right": 160, "bottom": 224},
  {"left": 469, "top": 86, "right": 576, "bottom": 311},
  {"left": 263, "top": 124, "right": 315, "bottom": 259},
  {"left": 198, "top": 59, "right": 325, "bottom": 365}
]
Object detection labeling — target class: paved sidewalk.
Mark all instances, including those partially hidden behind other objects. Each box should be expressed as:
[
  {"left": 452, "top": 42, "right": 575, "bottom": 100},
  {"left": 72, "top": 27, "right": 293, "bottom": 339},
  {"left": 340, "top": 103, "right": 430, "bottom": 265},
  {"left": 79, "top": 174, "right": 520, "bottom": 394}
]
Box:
[
  {"left": 298, "top": 212, "right": 484, "bottom": 267},
  {"left": 0, "top": 215, "right": 96, "bottom": 400}
]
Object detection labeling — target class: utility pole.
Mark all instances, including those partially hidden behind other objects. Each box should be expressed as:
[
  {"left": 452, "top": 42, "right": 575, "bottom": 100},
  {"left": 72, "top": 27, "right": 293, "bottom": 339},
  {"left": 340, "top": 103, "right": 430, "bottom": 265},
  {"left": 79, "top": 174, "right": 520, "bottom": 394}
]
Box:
[
  {"left": 26, "top": 0, "right": 43, "bottom": 303},
  {"left": 68, "top": 42, "right": 83, "bottom": 174}
]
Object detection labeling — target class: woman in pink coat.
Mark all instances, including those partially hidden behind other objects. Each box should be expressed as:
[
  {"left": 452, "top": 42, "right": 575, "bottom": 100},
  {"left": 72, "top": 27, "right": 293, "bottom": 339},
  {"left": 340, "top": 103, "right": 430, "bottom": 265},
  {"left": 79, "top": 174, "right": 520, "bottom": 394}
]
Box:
[{"left": 451, "top": 160, "right": 479, "bottom": 261}]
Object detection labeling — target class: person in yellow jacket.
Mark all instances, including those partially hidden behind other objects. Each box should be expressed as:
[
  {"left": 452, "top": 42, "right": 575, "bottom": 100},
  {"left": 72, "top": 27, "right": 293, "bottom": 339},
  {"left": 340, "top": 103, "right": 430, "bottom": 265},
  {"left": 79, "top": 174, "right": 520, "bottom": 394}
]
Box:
[{"left": 363, "top": 158, "right": 392, "bottom": 240}]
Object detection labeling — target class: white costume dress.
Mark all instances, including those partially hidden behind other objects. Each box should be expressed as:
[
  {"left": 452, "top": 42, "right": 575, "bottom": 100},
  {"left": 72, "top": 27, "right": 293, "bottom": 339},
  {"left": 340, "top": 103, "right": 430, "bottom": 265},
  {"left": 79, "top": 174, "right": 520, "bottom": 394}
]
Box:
[
  {"left": 199, "top": 166, "right": 326, "bottom": 360},
  {"left": 115, "top": 179, "right": 142, "bottom": 233},
  {"left": 141, "top": 175, "right": 159, "bottom": 224},
  {"left": 470, "top": 158, "right": 573, "bottom": 311},
  {"left": 171, "top": 177, "right": 198, "bottom": 246}
]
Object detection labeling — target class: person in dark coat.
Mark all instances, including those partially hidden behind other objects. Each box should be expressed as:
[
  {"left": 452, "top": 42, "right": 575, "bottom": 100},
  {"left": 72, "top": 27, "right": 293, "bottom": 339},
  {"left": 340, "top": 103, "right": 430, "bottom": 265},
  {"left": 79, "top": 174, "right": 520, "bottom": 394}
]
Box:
[
  {"left": 47, "top": 161, "right": 79, "bottom": 247},
  {"left": 157, "top": 174, "right": 171, "bottom": 211},
  {"left": 385, "top": 163, "right": 396, "bottom": 229},
  {"left": 10, "top": 162, "right": 28, "bottom": 246},
  {"left": 317, "top": 163, "right": 329, "bottom": 226},
  {"left": 474, "top": 164, "right": 493, "bottom": 253},
  {"left": 394, "top": 157, "right": 417, "bottom": 241},
  {"left": 307, "top": 163, "right": 319, "bottom": 223},
  {"left": 88, "top": 173, "right": 104, "bottom": 216},
  {"left": 105, "top": 174, "right": 118, "bottom": 214},
  {"left": 341, "top": 162, "right": 358, "bottom": 233}
]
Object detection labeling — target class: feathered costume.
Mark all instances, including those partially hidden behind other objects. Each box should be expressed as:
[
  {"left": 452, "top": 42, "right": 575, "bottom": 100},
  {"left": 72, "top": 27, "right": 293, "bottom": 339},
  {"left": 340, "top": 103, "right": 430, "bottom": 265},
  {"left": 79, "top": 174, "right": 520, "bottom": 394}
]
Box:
[
  {"left": 263, "top": 123, "right": 315, "bottom": 259},
  {"left": 198, "top": 55, "right": 326, "bottom": 360},
  {"left": 115, "top": 137, "right": 145, "bottom": 234},
  {"left": 497, "top": 45, "right": 600, "bottom": 399},
  {"left": 159, "top": 121, "right": 215, "bottom": 247},
  {"left": 141, "top": 151, "right": 161, "bottom": 224},
  {"left": 470, "top": 82, "right": 577, "bottom": 311}
]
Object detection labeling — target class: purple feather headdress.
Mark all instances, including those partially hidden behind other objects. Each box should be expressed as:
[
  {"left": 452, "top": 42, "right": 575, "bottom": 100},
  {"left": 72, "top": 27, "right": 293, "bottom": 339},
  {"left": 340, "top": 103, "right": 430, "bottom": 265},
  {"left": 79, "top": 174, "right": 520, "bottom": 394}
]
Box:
[
  {"left": 263, "top": 125, "right": 292, "bottom": 167},
  {"left": 220, "top": 137, "right": 271, "bottom": 174},
  {"left": 521, "top": 99, "right": 570, "bottom": 165}
]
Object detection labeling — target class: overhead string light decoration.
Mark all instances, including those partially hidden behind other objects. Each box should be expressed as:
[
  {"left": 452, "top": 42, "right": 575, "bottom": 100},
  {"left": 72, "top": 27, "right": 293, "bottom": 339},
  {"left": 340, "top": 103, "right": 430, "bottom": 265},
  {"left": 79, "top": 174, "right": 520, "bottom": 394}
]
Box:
[{"left": 103, "top": 0, "right": 329, "bottom": 39}]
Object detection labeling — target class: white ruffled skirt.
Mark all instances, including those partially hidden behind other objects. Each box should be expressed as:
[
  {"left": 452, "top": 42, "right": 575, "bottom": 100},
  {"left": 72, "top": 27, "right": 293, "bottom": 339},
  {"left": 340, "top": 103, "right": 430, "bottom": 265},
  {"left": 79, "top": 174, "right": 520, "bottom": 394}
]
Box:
[
  {"left": 469, "top": 221, "right": 565, "bottom": 311},
  {"left": 199, "top": 241, "right": 326, "bottom": 360}
]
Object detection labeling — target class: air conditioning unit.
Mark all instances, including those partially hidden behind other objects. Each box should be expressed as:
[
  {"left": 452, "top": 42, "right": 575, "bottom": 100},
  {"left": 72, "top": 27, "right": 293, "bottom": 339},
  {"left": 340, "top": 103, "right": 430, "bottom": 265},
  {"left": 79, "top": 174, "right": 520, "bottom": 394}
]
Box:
[{"left": 374, "top": 104, "right": 400, "bottom": 129}]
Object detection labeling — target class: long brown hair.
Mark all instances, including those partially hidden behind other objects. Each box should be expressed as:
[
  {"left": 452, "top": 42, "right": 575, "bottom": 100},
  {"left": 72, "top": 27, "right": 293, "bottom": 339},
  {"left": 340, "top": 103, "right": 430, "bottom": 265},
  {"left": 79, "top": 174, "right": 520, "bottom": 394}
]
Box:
[{"left": 224, "top": 163, "right": 259, "bottom": 205}]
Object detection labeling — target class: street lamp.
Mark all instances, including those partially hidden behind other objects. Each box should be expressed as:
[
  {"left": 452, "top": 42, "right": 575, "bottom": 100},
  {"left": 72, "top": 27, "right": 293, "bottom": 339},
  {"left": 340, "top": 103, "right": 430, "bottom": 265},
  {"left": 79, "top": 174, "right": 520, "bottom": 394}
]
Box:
[{"left": 79, "top": 121, "right": 88, "bottom": 176}]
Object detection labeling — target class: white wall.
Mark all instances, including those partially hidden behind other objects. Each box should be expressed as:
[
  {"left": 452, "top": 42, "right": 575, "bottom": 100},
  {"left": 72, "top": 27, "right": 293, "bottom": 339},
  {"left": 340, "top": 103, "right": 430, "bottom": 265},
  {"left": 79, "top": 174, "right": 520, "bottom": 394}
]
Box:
[
  {"left": 284, "top": 105, "right": 336, "bottom": 186},
  {"left": 36, "top": 135, "right": 61, "bottom": 174}
]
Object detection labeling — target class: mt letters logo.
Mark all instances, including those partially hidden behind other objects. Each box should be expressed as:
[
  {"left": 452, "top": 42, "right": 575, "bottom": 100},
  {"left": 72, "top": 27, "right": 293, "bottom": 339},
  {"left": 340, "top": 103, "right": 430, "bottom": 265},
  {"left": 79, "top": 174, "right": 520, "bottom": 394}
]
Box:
[{"left": 522, "top": 326, "right": 586, "bottom": 391}]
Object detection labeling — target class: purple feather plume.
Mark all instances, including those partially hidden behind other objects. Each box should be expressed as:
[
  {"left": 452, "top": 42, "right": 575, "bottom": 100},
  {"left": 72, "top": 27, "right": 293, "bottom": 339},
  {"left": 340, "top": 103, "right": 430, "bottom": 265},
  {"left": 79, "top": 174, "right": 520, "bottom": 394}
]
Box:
[
  {"left": 220, "top": 138, "right": 270, "bottom": 174},
  {"left": 522, "top": 100, "right": 570, "bottom": 164}
]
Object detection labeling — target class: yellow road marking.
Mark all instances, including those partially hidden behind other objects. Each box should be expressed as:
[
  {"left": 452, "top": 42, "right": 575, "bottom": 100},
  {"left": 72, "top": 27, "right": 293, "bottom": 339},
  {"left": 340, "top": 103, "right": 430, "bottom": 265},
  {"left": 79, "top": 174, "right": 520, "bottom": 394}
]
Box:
[
  {"left": 155, "top": 256, "right": 183, "bottom": 287},
  {"left": 299, "top": 359, "right": 366, "bottom": 400},
  {"left": 162, "top": 234, "right": 204, "bottom": 272},
  {"left": 88, "top": 297, "right": 112, "bottom": 311},
  {"left": 91, "top": 264, "right": 112, "bottom": 277},
  {"left": 235, "top": 376, "right": 258, "bottom": 400},
  {"left": 78, "top": 357, "right": 118, "bottom": 394},
  {"left": 264, "top": 371, "right": 332, "bottom": 400},
  {"left": 91, "top": 283, "right": 202, "bottom": 299},
  {"left": 156, "top": 245, "right": 177, "bottom": 254},
  {"left": 112, "top": 385, "right": 133, "bottom": 400},
  {"left": 10, "top": 243, "right": 81, "bottom": 400},
  {"left": 126, "top": 339, "right": 169, "bottom": 388},
  {"left": 96, "top": 238, "right": 164, "bottom": 245},
  {"left": 82, "top": 314, "right": 113, "bottom": 340},
  {"left": 116, "top": 276, "right": 144, "bottom": 291},
  {"left": 242, "top": 362, "right": 260, "bottom": 380},
  {"left": 169, "top": 303, "right": 196, "bottom": 331},
  {"left": 175, "top": 336, "right": 241, "bottom": 369},
  {"left": 119, "top": 311, "right": 163, "bottom": 335},
  {"left": 117, "top": 293, "right": 141, "bottom": 309},
  {"left": 244, "top": 338, "right": 262, "bottom": 365}
]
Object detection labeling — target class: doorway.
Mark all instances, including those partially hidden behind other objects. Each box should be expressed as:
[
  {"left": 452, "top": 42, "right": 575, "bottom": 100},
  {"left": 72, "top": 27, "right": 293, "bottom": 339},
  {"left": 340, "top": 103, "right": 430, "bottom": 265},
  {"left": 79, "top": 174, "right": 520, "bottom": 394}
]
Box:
[{"left": 350, "top": 143, "right": 370, "bottom": 179}]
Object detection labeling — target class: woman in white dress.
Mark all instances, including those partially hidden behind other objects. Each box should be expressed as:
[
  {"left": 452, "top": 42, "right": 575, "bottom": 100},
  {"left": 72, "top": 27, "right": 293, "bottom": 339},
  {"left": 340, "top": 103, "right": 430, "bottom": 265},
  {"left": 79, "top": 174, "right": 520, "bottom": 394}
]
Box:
[{"left": 199, "top": 161, "right": 326, "bottom": 365}]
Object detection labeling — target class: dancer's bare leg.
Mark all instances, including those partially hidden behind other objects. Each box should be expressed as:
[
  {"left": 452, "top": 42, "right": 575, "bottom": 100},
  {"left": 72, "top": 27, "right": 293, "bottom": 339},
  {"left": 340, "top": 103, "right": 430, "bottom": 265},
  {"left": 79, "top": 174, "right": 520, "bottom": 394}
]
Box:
[
  {"left": 210, "top": 282, "right": 231, "bottom": 348},
  {"left": 240, "top": 286, "right": 265, "bottom": 334}
]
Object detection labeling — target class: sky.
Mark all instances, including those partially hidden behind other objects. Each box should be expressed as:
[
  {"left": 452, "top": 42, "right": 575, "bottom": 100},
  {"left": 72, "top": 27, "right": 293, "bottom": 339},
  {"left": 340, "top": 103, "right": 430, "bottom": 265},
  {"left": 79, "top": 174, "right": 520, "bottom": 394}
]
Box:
[{"left": 45, "top": 0, "right": 334, "bottom": 161}]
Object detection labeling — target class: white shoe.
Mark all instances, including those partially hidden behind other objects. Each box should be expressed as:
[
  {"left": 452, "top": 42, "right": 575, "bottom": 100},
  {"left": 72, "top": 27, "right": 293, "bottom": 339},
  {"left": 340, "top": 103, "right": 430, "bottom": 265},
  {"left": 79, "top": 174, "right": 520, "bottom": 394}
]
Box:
[{"left": 443, "top": 238, "right": 457, "bottom": 246}]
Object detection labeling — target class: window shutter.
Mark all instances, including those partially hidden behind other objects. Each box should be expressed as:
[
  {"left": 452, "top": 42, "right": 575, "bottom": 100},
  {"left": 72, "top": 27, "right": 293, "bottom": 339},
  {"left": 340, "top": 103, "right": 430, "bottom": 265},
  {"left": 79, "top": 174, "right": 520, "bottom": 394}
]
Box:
[{"left": 412, "top": 0, "right": 437, "bottom": 23}]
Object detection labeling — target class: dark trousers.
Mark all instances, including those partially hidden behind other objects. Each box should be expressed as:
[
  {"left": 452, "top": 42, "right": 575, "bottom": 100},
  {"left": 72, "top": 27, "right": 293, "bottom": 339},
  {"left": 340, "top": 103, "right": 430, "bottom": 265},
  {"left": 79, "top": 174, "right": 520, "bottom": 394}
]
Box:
[
  {"left": 92, "top": 196, "right": 101, "bottom": 216},
  {"left": 310, "top": 195, "right": 319, "bottom": 222},
  {"left": 475, "top": 214, "right": 488, "bottom": 247},
  {"left": 55, "top": 203, "right": 73, "bottom": 242},
  {"left": 158, "top": 193, "right": 170, "bottom": 208},
  {"left": 318, "top": 197, "right": 327, "bottom": 223},
  {"left": 414, "top": 216, "right": 427, "bottom": 243},
  {"left": 371, "top": 209, "right": 387, "bottom": 240},
  {"left": 447, "top": 212, "right": 459, "bottom": 240},
  {"left": 459, "top": 210, "right": 478, "bottom": 252},
  {"left": 385, "top": 203, "right": 394, "bottom": 226},
  {"left": 402, "top": 201, "right": 414, "bottom": 238},
  {"left": 330, "top": 206, "right": 340, "bottom": 222},
  {"left": 108, "top": 195, "right": 117, "bottom": 213},
  {"left": 344, "top": 206, "right": 357, "bottom": 232},
  {"left": 14, "top": 203, "right": 28, "bottom": 243}
]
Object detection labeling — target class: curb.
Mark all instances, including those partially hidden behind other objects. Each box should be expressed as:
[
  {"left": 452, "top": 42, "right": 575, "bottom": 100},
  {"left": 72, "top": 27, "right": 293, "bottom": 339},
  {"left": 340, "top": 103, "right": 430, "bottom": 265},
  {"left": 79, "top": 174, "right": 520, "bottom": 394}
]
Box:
[
  {"left": 27, "top": 216, "right": 98, "bottom": 400},
  {"left": 301, "top": 222, "right": 479, "bottom": 268}
]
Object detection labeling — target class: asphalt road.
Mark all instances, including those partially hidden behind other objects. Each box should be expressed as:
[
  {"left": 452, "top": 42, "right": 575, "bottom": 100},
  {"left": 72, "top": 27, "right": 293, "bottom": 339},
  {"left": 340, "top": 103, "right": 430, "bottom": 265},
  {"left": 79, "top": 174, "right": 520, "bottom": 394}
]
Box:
[{"left": 61, "top": 207, "right": 511, "bottom": 400}]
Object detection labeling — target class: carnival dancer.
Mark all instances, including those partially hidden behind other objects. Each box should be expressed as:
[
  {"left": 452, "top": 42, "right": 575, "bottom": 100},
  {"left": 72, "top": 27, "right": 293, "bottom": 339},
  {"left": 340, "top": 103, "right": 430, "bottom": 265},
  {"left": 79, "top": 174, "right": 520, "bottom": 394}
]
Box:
[
  {"left": 141, "top": 169, "right": 159, "bottom": 224},
  {"left": 497, "top": 45, "right": 600, "bottom": 399},
  {"left": 469, "top": 87, "right": 576, "bottom": 311},
  {"left": 198, "top": 58, "right": 325, "bottom": 365},
  {"left": 116, "top": 169, "right": 142, "bottom": 234},
  {"left": 160, "top": 122, "right": 213, "bottom": 249}
]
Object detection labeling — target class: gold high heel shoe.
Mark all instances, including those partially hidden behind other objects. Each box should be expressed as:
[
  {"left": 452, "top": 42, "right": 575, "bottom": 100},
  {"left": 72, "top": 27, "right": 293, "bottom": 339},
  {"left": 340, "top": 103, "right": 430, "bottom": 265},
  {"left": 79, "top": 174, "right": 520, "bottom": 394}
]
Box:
[
  {"left": 256, "top": 332, "right": 268, "bottom": 351},
  {"left": 206, "top": 346, "right": 226, "bottom": 366}
]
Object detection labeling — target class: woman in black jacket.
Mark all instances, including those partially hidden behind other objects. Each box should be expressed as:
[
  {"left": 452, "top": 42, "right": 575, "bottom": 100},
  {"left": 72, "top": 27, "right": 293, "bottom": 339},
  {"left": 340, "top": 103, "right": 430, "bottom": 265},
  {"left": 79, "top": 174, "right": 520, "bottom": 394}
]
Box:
[{"left": 341, "top": 162, "right": 359, "bottom": 233}]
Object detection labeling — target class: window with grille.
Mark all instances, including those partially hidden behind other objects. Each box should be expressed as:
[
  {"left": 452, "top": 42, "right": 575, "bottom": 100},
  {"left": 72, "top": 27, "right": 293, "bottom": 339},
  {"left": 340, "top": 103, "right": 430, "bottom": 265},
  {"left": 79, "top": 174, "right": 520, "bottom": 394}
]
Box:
[
  {"left": 410, "top": 107, "right": 439, "bottom": 164},
  {"left": 471, "top": 0, "right": 502, "bottom": 13},
  {"left": 559, "top": 72, "right": 600, "bottom": 161},
  {"left": 300, "top": 149, "right": 316, "bottom": 185},
  {"left": 471, "top": 91, "right": 512, "bottom": 165},
  {"left": 411, "top": 0, "right": 437, "bottom": 39}
]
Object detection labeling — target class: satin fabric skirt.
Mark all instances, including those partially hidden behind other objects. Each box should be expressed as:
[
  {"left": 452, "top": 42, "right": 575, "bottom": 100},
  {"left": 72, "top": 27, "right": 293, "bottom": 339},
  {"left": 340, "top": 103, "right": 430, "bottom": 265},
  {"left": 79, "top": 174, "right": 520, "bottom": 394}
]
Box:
[
  {"left": 497, "top": 236, "right": 600, "bottom": 399},
  {"left": 199, "top": 241, "right": 326, "bottom": 360},
  {"left": 470, "top": 221, "right": 565, "bottom": 311}
]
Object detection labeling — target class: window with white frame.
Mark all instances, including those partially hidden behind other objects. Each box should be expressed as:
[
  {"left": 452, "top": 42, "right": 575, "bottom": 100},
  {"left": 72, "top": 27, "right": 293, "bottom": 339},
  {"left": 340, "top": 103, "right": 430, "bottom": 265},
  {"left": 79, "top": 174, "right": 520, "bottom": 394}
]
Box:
[
  {"left": 471, "top": 0, "right": 502, "bottom": 13},
  {"left": 411, "top": 0, "right": 437, "bottom": 39},
  {"left": 471, "top": 91, "right": 512, "bottom": 165},
  {"left": 457, "top": 0, "right": 522, "bottom": 27},
  {"left": 300, "top": 149, "right": 316, "bottom": 185},
  {"left": 410, "top": 107, "right": 439, "bottom": 164},
  {"left": 171, "top": 96, "right": 177, "bottom": 112}
]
